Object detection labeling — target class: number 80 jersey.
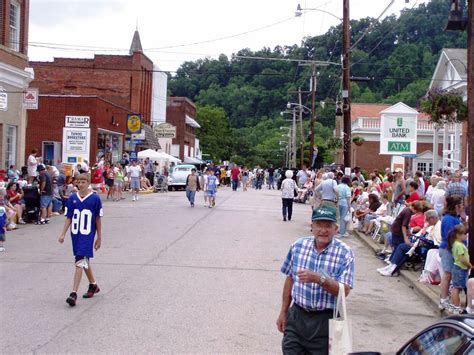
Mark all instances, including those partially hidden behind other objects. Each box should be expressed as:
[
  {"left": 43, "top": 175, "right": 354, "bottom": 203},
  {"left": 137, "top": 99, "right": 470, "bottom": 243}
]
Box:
[{"left": 64, "top": 191, "right": 104, "bottom": 258}]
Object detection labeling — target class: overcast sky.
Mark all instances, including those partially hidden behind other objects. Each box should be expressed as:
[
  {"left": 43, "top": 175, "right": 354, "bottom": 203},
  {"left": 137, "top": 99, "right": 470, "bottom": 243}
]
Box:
[{"left": 29, "top": 0, "right": 430, "bottom": 72}]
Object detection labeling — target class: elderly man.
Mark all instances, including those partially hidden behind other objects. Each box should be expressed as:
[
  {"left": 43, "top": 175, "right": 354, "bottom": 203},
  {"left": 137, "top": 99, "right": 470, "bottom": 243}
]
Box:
[
  {"left": 276, "top": 204, "right": 355, "bottom": 353},
  {"left": 314, "top": 171, "right": 339, "bottom": 208}
]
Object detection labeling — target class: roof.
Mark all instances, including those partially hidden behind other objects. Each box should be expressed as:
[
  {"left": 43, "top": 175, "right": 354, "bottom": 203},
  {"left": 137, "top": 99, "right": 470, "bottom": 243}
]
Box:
[
  {"left": 141, "top": 123, "right": 161, "bottom": 150},
  {"left": 129, "top": 30, "right": 143, "bottom": 55},
  {"left": 351, "top": 103, "right": 390, "bottom": 122},
  {"left": 351, "top": 103, "right": 430, "bottom": 122},
  {"left": 443, "top": 48, "right": 467, "bottom": 79}
]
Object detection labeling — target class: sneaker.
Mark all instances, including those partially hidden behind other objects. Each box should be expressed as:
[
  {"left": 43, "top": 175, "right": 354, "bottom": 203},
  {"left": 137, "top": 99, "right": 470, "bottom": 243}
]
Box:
[
  {"left": 135, "top": 196, "right": 139, "bottom": 201},
  {"left": 52, "top": 212, "right": 60, "bottom": 216},
  {"left": 377, "top": 264, "right": 391, "bottom": 272},
  {"left": 83, "top": 283, "right": 100, "bottom": 299},
  {"left": 132, "top": 196, "right": 136, "bottom": 202},
  {"left": 379, "top": 264, "right": 396, "bottom": 276},
  {"left": 449, "top": 306, "right": 463, "bottom": 315},
  {"left": 0, "top": 246, "right": 5, "bottom": 252},
  {"left": 191, "top": 202, "right": 194, "bottom": 207},
  {"left": 18, "top": 219, "right": 26, "bottom": 225},
  {"left": 66, "top": 292, "right": 77, "bottom": 307},
  {"left": 439, "top": 298, "right": 450, "bottom": 311}
]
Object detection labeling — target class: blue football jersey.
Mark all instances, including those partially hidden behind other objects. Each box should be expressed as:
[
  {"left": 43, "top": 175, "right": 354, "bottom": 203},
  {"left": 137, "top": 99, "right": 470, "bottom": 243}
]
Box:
[
  {"left": 65, "top": 192, "right": 103, "bottom": 257},
  {"left": 207, "top": 175, "right": 217, "bottom": 192}
]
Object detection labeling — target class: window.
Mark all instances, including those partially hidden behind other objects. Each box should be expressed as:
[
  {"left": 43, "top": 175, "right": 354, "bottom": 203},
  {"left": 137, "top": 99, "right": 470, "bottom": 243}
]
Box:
[
  {"left": 417, "top": 162, "right": 433, "bottom": 175},
  {"left": 5, "top": 126, "right": 17, "bottom": 169},
  {"left": 399, "top": 326, "right": 468, "bottom": 355},
  {"left": 9, "top": 1, "right": 20, "bottom": 52}
]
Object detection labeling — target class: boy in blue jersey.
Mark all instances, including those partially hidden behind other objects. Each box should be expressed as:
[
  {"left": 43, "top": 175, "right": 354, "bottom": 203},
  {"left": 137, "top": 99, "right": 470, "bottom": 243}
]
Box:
[
  {"left": 0, "top": 206, "right": 6, "bottom": 252},
  {"left": 205, "top": 169, "right": 218, "bottom": 208},
  {"left": 59, "top": 174, "right": 103, "bottom": 307}
]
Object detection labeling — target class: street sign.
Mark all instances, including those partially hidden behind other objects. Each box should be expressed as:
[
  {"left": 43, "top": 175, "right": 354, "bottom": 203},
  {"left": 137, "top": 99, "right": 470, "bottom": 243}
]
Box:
[
  {"left": 154, "top": 123, "right": 176, "bottom": 138},
  {"left": 129, "top": 151, "right": 137, "bottom": 161},
  {"left": 23, "top": 88, "right": 39, "bottom": 110},
  {"left": 0, "top": 91, "right": 7, "bottom": 111}
]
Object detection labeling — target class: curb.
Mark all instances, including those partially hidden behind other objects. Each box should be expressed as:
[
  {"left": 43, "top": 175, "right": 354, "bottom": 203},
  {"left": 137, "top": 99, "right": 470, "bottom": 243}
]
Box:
[{"left": 352, "top": 229, "right": 442, "bottom": 314}]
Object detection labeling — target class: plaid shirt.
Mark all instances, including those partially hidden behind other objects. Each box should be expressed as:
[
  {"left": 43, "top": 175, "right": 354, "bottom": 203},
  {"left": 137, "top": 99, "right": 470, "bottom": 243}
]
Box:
[
  {"left": 281, "top": 236, "right": 355, "bottom": 311},
  {"left": 446, "top": 182, "right": 467, "bottom": 199}
]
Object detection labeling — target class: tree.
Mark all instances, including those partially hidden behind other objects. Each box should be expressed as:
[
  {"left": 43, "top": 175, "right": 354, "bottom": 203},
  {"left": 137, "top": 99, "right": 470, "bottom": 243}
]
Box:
[{"left": 196, "top": 106, "right": 232, "bottom": 162}]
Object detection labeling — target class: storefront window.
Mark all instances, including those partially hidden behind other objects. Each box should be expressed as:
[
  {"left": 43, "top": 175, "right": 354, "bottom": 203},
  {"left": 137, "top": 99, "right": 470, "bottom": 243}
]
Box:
[{"left": 97, "top": 130, "right": 123, "bottom": 164}]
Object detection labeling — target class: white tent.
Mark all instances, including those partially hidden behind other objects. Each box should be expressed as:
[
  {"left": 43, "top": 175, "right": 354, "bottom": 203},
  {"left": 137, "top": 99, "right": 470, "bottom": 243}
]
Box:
[
  {"left": 156, "top": 151, "right": 182, "bottom": 164},
  {"left": 137, "top": 149, "right": 162, "bottom": 160}
]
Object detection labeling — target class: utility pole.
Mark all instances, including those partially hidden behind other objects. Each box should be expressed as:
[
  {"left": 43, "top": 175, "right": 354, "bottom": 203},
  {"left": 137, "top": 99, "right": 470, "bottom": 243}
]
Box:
[
  {"left": 298, "top": 87, "right": 304, "bottom": 168},
  {"left": 467, "top": 0, "right": 474, "bottom": 267},
  {"left": 342, "top": 0, "right": 352, "bottom": 168},
  {"left": 310, "top": 64, "right": 317, "bottom": 165},
  {"left": 292, "top": 109, "right": 297, "bottom": 168}
]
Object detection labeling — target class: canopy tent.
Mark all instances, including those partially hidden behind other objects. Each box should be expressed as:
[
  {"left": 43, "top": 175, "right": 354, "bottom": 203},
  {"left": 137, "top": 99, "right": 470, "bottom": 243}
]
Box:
[
  {"left": 137, "top": 149, "right": 162, "bottom": 160},
  {"left": 156, "top": 151, "right": 182, "bottom": 164},
  {"left": 183, "top": 156, "right": 205, "bottom": 165}
]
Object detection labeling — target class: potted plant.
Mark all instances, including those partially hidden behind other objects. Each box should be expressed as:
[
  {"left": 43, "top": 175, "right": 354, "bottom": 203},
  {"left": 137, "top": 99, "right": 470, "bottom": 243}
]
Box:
[
  {"left": 419, "top": 89, "right": 467, "bottom": 124},
  {"left": 327, "top": 137, "right": 343, "bottom": 150},
  {"left": 352, "top": 135, "right": 365, "bottom": 146}
]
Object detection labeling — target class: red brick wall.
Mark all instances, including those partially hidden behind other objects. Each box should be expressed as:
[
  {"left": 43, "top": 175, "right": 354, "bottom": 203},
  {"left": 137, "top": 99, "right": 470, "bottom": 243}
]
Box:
[
  {"left": 166, "top": 97, "right": 197, "bottom": 160},
  {"left": 30, "top": 52, "right": 154, "bottom": 124},
  {"left": 26, "top": 96, "right": 129, "bottom": 165}
]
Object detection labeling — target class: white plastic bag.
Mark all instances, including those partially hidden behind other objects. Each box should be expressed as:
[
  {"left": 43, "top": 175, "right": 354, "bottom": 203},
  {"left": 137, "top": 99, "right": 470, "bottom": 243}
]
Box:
[{"left": 329, "top": 283, "right": 352, "bottom": 355}]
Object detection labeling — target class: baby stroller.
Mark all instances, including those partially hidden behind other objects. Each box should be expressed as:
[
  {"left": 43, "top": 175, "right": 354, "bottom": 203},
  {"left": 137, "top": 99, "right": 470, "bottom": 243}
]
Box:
[
  {"left": 154, "top": 173, "right": 168, "bottom": 193},
  {"left": 23, "top": 185, "right": 41, "bottom": 224}
]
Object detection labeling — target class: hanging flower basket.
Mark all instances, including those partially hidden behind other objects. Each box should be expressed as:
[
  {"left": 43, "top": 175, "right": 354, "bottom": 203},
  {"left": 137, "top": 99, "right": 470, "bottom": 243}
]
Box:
[
  {"left": 327, "top": 137, "right": 343, "bottom": 150},
  {"left": 352, "top": 136, "right": 365, "bottom": 146},
  {"left": 419, "top": 89, "right": 467, "bottom": 124}
]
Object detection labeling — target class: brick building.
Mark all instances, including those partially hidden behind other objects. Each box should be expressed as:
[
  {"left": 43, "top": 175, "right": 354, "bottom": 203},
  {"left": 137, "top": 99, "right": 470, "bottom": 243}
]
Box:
[
  {"left": 0, "top": 0, "right": 34, "bottom": 169},
  {"left": 27, "top": 30, "right": 160, "bottom": 164},
  {"left": 30, "top": 30, "right": 153, "bottom": 124},
  {"left": 26, "top": 95, "right": 129, "bottom": 166},
  {"left": 166, "top": 97, "right": 201, "bottom": 161},
  {"left": 350, "top": 102, "right": 450, "bottom": 175}
]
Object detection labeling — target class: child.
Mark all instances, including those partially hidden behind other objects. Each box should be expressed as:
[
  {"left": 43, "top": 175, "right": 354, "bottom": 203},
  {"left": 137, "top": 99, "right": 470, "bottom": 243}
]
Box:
[
  {"left": 201, "top": 168, "right": 209, "bottom": 207},
  {"left": 58, "top": 174, "right": 103, "bottom": 307},
  {"left": 448, "top": 224, "right": 472, "bottom": 314},
  {"left": 0, "top": 206, "right": 6, "bottom": 252},
  {"left": 205, "top": 169, "right": 218, "bottom": 208}
]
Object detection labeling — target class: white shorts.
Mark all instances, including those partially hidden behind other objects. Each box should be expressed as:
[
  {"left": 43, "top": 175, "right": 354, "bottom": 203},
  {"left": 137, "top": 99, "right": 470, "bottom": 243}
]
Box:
[{"left": 130, "top": 177, "right": 140, "bottom": 189}]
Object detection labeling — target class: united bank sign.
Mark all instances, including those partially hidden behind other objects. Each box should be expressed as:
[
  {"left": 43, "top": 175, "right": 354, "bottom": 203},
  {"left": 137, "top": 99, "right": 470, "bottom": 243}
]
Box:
[{"left": 379, "top": 104, "right": 418, "bottom": 156}]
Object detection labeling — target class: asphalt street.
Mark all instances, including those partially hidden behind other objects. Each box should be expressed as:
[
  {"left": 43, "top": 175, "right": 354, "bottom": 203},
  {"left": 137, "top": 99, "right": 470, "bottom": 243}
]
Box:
[{"left": 0, "top": 187, "right": 439, "bottom": 354}]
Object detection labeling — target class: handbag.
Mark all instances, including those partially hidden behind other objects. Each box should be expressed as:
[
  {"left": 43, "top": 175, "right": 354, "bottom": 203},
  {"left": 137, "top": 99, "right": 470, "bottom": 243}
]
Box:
[{"left": 329, "top": 283, "right": 352, "bottom": 355}]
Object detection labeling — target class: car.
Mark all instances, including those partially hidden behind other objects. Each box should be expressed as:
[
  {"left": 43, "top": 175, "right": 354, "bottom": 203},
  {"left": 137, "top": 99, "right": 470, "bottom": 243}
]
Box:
[
  {"left": 395, "top": 315, "right": 474, "bottom": 354},
  {"left": 168, "top": 164, "right": 196, "bottom": 190}
]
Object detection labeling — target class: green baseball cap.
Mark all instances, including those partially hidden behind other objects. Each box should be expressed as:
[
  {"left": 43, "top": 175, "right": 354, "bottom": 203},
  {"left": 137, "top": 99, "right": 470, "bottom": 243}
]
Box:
[{"left": 312, "top": 204, "right": 337, "bottom": 222}]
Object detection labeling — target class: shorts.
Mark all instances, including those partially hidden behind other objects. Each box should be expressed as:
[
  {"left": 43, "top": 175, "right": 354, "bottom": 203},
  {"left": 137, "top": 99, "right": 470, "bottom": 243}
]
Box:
[
  {"left": 114, "top": 181, "right": 123, "bottom": 188},
  {"left": 0, "top": 233, "right": 5, "bottom": 242},
  {"left": 439, "top": 248, "right": 454, "bottom": 274},
  {"left": 207, "top": 190, "right": 216, "bottom": 198},
  {"left": 452, "top": 265, "right": 468, "bottom": 289},
  {"left": 130, "top": 177, "right": 140, "bottom": 189},
  {"left": 105, "top": 178, "right": 114, "bottom": 187},
  {"left": 40, "top": 195, "right": 53, "bottom": 209},
  {"left": 75, "top": 256, "right": 90, "bottom": 269}
]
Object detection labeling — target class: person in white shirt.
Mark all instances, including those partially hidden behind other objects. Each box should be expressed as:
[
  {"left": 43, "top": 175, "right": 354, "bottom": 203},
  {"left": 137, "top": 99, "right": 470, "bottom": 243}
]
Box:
[
  {"left": 27, "top": 148, "right": 41, "bottom": 184},
  {"left": 127, "top": 160, "right": 142, "bottom": 201},
  {"left": 430, "top": 180, "right": 447, "bottom": 217}
]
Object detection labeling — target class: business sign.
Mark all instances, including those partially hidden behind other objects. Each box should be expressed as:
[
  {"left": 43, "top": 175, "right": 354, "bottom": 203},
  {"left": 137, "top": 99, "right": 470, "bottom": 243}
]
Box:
[
  {"left": 129, "top": 151, "right": 138, "bottom": 161},
  {"left": 23, "top": 88, "right": 39, "bottom": 110},
  {"left": 127, "top": 114, "right": 142, "bottom": 134},
  {"left": 380, "top": 114, "right": 417, "bottom": 155},
  {"left": 65, "top": 115, "right": 91, "bottom": 128},
  {"left": 154, "top": 123, "right": 176, "bottom": 138},
  {"left": 62, "top": 127, "right": 90, "bottom": 164},
  {"left": 0, "top": 91, "right": 7, "bottom": 111}
]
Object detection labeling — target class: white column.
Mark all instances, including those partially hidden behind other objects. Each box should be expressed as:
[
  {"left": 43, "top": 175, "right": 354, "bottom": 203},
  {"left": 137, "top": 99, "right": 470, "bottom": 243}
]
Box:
[
  {"left": 454, "top": 123, "right": 461, "bottom": 170},
  {"left": 432, "top": 127, "right": 438, "bottom": 173},
  {"left": 443, "top": 124, "right": 449, "bottom": 171}
]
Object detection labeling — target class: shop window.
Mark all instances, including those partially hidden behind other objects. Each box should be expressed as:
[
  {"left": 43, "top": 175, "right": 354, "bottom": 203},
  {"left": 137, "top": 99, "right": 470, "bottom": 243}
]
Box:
[
  {"left": 9, "top": 1, "right": 20, "bottom": 52},
  {"left": 5, "top": 125, "right": 17, "bottom": 169},
  {"left": 97, "top": 131, "right": 123, "bottom": 164},
  {"left": 417, "top": 162, "right": 433, "bottom": 175}
]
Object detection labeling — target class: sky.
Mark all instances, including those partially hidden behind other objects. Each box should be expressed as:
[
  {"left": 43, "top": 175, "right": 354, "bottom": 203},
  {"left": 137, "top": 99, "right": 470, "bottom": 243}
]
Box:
[{"left": 29, "top": 0, "right": 431, "bottom": 73}]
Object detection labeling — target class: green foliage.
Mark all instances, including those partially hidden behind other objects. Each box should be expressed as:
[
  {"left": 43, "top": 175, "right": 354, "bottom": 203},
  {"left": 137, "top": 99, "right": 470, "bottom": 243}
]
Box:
[
  {"left": 196, "top": 106, "right": 232, "bottom": 162},
  {"left": 419, "top": 90, "right": 468, "bottom": 124},
  {"left": 168, "top": 0, "right": 467, "bottom": 166}
]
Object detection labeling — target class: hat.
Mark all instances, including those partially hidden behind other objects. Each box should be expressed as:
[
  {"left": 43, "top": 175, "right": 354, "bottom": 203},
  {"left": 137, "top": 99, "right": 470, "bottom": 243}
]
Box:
[
  {"left": 312, "top": 204, "right": 337, "bottom": 222},
  {"left": 462, "top": 171, "right": 468, "bottom": 178},
  {"left": 395, "top": 168, "right": 403, "bottom": 173},
  {"left": 36, "top": 164, "right": 46, "bottom": 172}
]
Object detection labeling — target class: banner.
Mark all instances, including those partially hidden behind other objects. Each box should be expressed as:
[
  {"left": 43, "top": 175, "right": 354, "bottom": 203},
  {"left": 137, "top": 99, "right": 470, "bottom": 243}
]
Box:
[
  {"left": 23, "top": 88, "right": 39, "bottom": 110},
  {"left": 62, "top": 127, "right": 90, "bottom": 163},
  {"left": 127, "top": 114, "right": 142, "bottom": 134}
]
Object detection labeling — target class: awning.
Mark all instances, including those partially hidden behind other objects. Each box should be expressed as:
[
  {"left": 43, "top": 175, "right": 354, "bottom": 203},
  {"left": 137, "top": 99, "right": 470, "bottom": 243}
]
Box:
[
  {"left": 183, "top": 156, "right": 205, "bottom": 164},
  {"left": 185, "top": 115, "right": 201, "bottom": 128},
  {"left": 140, "top": 123, "right": 161, "bottom": 150}
]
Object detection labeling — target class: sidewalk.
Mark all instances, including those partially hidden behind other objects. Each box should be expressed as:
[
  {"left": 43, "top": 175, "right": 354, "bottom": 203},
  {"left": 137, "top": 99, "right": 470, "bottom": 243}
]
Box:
[{"left": 352, "top": 229, "right": 443, "bottom": 313}]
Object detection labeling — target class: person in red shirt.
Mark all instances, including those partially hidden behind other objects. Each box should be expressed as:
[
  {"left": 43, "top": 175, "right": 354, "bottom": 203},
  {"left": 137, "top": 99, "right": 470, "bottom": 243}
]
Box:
[
  {"left": 408, "top": 201, "right": 426, "bottom": 233},
  {"left": 405, "top": 181, "right": 420, "bottom": 205},
  {"left": 230, "top": 165, "right": 241, "bottom": 191}
]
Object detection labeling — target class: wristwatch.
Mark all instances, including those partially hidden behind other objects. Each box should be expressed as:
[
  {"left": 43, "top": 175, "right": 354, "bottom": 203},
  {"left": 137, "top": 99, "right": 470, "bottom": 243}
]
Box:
[{"left": 318, "top": 272, "right": 328, "bottom": 286}]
